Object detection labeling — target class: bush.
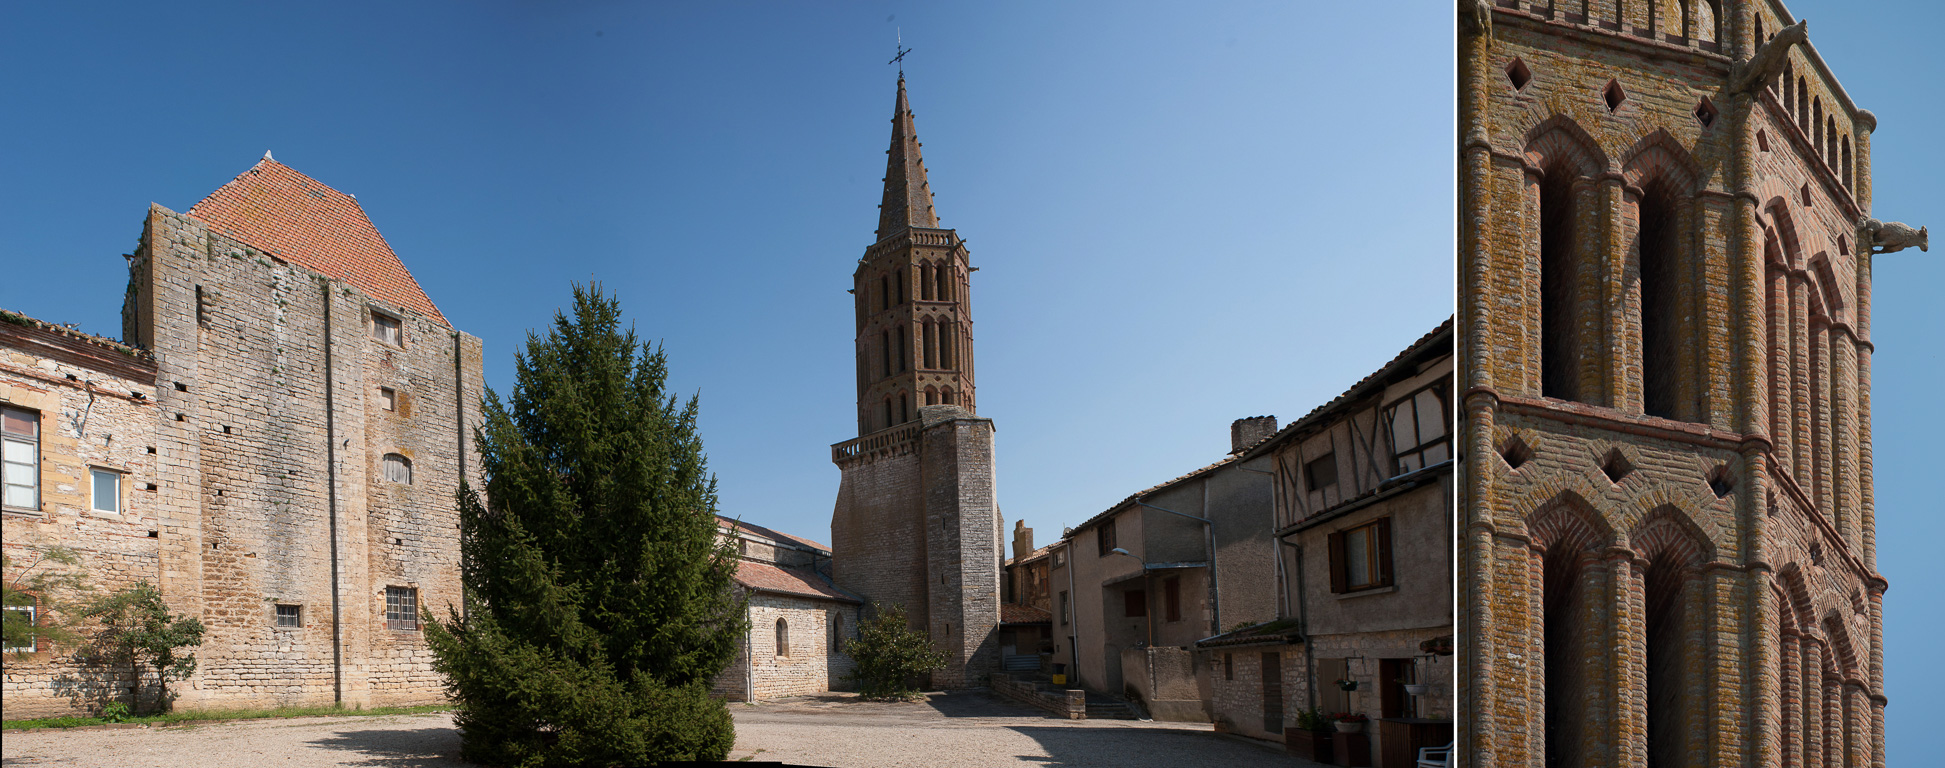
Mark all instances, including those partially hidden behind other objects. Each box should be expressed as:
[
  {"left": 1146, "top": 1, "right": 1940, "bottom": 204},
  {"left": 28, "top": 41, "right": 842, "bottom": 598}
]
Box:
[
  {"left": 74, "top": 582, "right": 205, "bottom": 715},
  {"left": 425, "top": 285, "right": 747, "bottom": 766},
  {"left": 841, "top": 603, "right": 947, "bottom": 700}
]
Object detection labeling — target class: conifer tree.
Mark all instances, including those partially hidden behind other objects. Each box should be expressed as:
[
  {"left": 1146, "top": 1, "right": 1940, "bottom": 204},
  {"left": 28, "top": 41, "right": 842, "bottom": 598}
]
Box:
[{"left": 426, "top": 285, "right": 746, "bottom": 767}]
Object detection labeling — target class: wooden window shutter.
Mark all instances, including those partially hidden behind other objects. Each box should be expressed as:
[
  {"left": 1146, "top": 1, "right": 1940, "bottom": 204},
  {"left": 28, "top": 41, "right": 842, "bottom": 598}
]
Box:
[
  {"left": 1375, "top": 517, "right": 1395, "bottom": 587},
  {"left": 1327, "top": 529, "right": 1347, "bottom": 594}
]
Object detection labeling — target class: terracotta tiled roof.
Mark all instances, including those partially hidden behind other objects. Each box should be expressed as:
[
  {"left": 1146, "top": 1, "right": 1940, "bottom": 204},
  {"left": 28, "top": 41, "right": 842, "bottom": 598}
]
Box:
[
  {"left": 187, "top": 157, "right": 447, "bottom": 324},
  {"left": 732, "top": 560, "right": 859, "bottom": 603},
  {"left": 1194, "top": 617, "right": 1303, "bottom": 649},
  {"left": 1001, "top": 603, "right": 1052, "bottom": 625},
  {"left": 717, "top": 515, "right": 830, "bottom": 553}
]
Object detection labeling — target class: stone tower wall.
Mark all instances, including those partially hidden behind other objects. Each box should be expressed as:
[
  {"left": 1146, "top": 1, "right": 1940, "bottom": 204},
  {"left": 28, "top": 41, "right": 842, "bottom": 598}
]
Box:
[
  {"left": 920, "top": 414, "right": 999, "bottom": 688},
  {"left": 1459, "top": 3, "right": 1885, "bottom": 766},
  {"left": 830, "top": 429, "right": 930, "bottom": 631},
  {"left": 124, "top": 204, "right": 482, "bottom": 711}
]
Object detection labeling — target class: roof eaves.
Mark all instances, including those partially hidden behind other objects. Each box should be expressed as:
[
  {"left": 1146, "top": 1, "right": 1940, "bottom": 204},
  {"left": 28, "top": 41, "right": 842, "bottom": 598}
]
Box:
[{"left": 1241, "top": 317, "right": 1454, "bottom": 462}]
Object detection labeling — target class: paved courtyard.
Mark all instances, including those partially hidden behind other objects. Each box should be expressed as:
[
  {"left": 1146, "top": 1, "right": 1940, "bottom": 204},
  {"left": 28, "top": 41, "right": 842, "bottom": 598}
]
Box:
[{"left": 1, "top": 691, "right": 1319, "bottom": 767}]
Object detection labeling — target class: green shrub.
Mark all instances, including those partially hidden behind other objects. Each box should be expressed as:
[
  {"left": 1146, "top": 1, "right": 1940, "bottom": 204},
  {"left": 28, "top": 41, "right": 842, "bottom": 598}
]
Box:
[
  {"left": 841, "top": 603, "right": 947, "bottom": 701},
  {"left": 74, "top": 582, "right": 205, "bottom": 714}
]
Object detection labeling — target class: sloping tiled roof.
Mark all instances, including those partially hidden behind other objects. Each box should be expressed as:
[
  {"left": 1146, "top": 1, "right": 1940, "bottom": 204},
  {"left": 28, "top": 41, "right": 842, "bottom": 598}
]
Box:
[
  {"left": 187, "top": 157, "right": 447, "bottom": 324},
  {"left": 1001, "top": 603, "right": 1052, "bottom": 625},
  {"left": 1067, "top": 454, "right": 1239, "bottom": 537},
  {"left": 1241, "top": 317, "right": 1454, "bottom": 462},
  {"left": 732, "top": 561, "right": 859, "bottom": 603},
  {"left": 717, "top": 515, "right": 830, "bottom": 553},
  {"left": 1194, "top": 617, "right": 1303, "bottom": 649}
]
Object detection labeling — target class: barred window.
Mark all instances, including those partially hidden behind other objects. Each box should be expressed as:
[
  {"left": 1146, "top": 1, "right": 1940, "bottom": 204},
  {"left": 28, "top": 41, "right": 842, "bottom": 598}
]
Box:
[
  {"left": 275, "top": 604, "right": 302, "bottom": 628},
  {"left": 2, "top": 406, "right": 39, "bottom": 511},
  {"left": 385, "top": 586, "right": 418, "bottom": 630},
  {"left": 383, "top": 453, "right": 412, "bottom": 485},
  {"left": 1385, "top": 378, "right": 1452, "bottom": 476}
]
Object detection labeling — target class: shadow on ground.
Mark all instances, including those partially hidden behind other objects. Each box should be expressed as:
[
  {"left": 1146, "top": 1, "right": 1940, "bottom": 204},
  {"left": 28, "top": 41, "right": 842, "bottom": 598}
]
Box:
[
  {"left": 306, "top": 727, "right": 471, "bottom": 768},
  {"left": 1003, "top": 725, "right": 1312, "bottom": 768}
]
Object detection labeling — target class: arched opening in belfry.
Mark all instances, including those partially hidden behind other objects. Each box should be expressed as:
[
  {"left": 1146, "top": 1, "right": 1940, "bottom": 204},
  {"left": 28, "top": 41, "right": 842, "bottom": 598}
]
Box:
[
  {"left": 1539, "top": 158, "right": 1581, "bottom": 403},
  {"left": 881, "top": 398, "right": 893, "bottom": 431},
  {"left": 936, "top": 263, "right": 952, "bottom": 302},
  {"left": 879, "top": 275, "right": 889, "bottom": 312},
  {"left": 1638, "top": 176, "right": 1683, "bottom": 420},
  {"left": 1796, "top": 78, "right": 1808, "bottom": 127},
  {"left": 880, "top": 330, "right": 892, "bottom": 378},
  {"left": 1842, "top": 135, "right": 1853, "bottom": 191},
  {"left": 940, "top": 386, "right": 954, "bottom": 406},
  {"left": 1541, "top": 535, "right": 1592, "bottom": 768},
  {"left": 920, "top": 263, "right": 934, "bottom": 301},
  {"left": 897, "top": 326, "right": 909, "bottom": 372},
  {"left": 938, "top": 323, "right": 954, "bottom": 369},
  {"left": 1812, "top": 98, "right": 1824, "bottom": 154},
  {"left": 923, "top": 320, "right": 937, "bottom": 369},
  {"left": 1642, "top": 547, "right": 1696, "bottom": 766}
]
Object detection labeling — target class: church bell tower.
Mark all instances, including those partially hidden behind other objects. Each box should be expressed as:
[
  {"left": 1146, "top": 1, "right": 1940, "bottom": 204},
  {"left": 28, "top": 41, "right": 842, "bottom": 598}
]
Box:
[{"left": 852, "top": 75, "right": 977, "bottom": 435}]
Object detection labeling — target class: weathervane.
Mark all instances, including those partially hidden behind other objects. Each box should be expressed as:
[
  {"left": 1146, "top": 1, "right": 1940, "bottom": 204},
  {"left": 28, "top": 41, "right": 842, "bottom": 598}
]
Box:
[{"left": 889, "top": 28, "right": 912, "bottom": 75}]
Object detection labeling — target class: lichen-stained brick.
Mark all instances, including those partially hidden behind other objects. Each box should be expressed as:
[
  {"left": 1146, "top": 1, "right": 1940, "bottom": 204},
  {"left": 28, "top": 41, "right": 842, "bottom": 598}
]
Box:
[{"left": 1459, "top": 4, "right": 1891, "bottom": 767}]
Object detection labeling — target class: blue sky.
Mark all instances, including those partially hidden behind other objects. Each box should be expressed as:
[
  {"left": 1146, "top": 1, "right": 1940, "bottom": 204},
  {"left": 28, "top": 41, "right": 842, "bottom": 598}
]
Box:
[{"left": 2, "top": 0, "right": 1939, "bottom": 760}]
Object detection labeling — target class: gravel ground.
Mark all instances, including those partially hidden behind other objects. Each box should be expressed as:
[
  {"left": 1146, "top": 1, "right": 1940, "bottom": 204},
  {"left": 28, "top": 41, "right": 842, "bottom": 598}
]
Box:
[{"left": 2, "top": 691, "right": 1320, "bottom": 768}]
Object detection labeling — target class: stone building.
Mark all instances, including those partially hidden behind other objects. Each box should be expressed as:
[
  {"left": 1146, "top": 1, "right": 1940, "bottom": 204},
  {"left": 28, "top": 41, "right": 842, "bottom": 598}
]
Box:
[
  {"left": 1459, "top": 2, "right": 1925, "bottom": 766},
  {"left": 1196, "top": 319, "right": 1454, "bottom": 764},
  {"left": 710, "top": 517, "right": 861, "bottom": 701},
  {"left": 827, "top": 76, "right": 1001, "bottom": 689},
  {"left": 1053, "top": 419, "right": 1279, "bottom": 722},
  {"left": 999, "top": 521, "right": 1055, "bottom": 671},
  {"left": 3, "top": 156, "right": 483, "bottom": 716}
]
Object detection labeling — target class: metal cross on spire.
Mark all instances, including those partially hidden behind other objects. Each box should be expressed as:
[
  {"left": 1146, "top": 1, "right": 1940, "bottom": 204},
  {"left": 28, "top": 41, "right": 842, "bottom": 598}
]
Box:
[{"left": 889, "top": 28, "right": 912, "bottom": 75}]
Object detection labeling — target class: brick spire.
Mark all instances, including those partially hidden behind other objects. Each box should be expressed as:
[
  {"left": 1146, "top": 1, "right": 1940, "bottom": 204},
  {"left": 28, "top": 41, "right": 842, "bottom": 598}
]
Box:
[{"left": 876, "top": 76, "right": 939, "bottom": 238}]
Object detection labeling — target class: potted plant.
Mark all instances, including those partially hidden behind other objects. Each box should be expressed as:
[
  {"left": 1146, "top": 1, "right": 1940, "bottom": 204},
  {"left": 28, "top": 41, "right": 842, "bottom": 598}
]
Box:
[
  {"left": 1286, "top": 707, "right": 1336, "bottom": 764},
  {"left": 1332, "top": 712, "right": 1369, "bottom": 734},
  {"left": 1399, "top": 677, "right": 1431, "bottom": 696},
  {"left": 1335, "top": 677, "right": 1359, "bottom": 692}
]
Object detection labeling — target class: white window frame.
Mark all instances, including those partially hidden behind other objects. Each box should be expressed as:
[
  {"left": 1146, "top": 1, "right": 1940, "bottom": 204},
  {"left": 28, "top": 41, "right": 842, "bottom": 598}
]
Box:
[
  {"left": 2, "top": 406, "right": 40, "bottom": 513},
  {"left": 3, "top": 603, "right": 37, "bottom": 653},
  {"left": 1384, "top": 377, "right": 1453, "bottom": 477},
  {"left": 91, "top": 467, "right": 122, "bottom": 514}
]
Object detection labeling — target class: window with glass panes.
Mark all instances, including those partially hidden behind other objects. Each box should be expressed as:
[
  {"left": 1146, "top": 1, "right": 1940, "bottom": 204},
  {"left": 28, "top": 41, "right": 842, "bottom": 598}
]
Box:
[
  {"left": 91, "top": 468, "right": 120, "bottom": 513},
  {"left": 2, "top": 407, "right": 39, "bottom": 511},
  {"left": 385, "top": 586, "right": 418, "bottom": 630},
  {"left": 1328, "top": 518, "right": 1394, "bottom": 593},
  {"left": 275, "top": 604, "right": 301, "bottom": 628},
  {"left": 1384, "top": 378, "right": 1452, "bottom": 475}
]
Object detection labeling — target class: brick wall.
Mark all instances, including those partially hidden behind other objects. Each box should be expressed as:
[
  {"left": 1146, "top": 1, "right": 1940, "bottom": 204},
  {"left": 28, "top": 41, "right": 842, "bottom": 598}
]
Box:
[{"left": 1459, "top": 5, "right": 1886, "bottom": 765}]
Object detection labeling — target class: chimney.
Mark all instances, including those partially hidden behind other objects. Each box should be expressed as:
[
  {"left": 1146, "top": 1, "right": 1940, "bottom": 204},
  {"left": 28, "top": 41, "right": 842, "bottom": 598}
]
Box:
[
  {"left": 1013, "top": 520, "right": 1034, "bottom": 560},
  {"left": 1231, "top": 415, "right": 1278, "bottom": 454}
]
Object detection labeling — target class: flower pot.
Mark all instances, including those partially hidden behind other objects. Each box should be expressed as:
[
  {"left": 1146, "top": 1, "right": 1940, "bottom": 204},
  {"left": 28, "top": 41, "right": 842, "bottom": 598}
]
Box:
[
  {"left": 1333, "top": 721, "right": 1365, "bottom": 734},
  {"left": 1403, "top": 683, "right": 1431, "bottom": 696}
]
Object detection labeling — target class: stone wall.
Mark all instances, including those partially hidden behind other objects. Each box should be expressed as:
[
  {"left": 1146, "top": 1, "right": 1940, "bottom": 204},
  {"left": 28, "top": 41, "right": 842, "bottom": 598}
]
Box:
[
  {"left": 711, "top": 592, "right": 858, "bottom": 701},
  {"left": 1201, "top": 643, "right": 1302, "bottom": 743},
  {"left": 920, "top": 411, "right": 999, "bottom": 688},
  {"left": 1, "top": 318, "right": 164, "bottom": 717}
]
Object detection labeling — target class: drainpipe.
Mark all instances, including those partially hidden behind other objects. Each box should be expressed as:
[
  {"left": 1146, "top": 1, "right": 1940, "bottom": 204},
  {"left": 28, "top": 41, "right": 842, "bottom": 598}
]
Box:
[
  {"left": 321, "top": 284, "right": 343, "bottom": 705},
  {"left": 1134, "top": 498, "right": 1217, "bottom": 635},
  {"left": 454, "top": 332, "right": 466, "bottom": 622},
  {"left": 1282, "top": 535, "right": 1315, "bottom": 712}
]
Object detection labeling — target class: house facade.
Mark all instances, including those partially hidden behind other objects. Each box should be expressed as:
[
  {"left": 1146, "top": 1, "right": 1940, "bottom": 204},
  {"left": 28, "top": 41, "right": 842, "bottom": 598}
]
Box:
[{"left": 1197, "top": 319, "right": 1455, "bottom": 765}]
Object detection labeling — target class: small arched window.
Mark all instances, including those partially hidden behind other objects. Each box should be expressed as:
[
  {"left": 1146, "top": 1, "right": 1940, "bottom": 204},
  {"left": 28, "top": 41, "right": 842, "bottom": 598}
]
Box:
[
  {"left": 897, "top": 326, "right": 909, "bottom": 372},
  {"left": 926, "top": 387, "right": 938, "bottom": 406},
  {"left": 776, "top": 618, "right": 789, "bottom": 657},
  {"left": 882, "top": 398, "right": 893, "bottom": 431},
  {"left": 920, "top": 264, "right": 934, "bottom": 301},
  {"left": 900, "top": 393, "right": 910, "bottom": 423},
  {"left": 938, "top": 323, "right": 954, "bottom": 369},
  {"left": 1796, "top": 78, "right": 1807, "bottom": 126},
  {"left": 923, "top": 321, "right": 938, "bottom": 369},
  {"left": 896, "top": 270, "right": 908, "bottom": 305},
  {"left": 383, "top": 453, "right": 412, "bottom": 484},
  {"left": 1812, "top": 98, "right": 1823, "bottom": 152},
  {"left": 880, "top": 330, "right": 892, "bottom": 377},
  {"left": 936, "top": 264, "right": 952, "bottom": 302},
  {"left": 940, "top": 387, "right": 954, "bottom": 406},
  {"left": 1842, "top": 135, "right": 1853, "bottom": 191}
]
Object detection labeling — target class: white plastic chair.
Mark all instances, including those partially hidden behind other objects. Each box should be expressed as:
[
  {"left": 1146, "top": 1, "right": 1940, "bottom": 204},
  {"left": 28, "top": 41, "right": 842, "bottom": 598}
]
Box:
[{"left": 1416, "top": 741, "right": 1452, "bottom": 768}]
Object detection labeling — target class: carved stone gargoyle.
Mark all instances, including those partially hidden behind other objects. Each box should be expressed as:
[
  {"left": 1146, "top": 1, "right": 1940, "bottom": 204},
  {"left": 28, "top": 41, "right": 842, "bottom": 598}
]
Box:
[
  {"left": 1863, "top": 219, "right": 1929, "bottom": 254},
  {"left": 1729, "top": 20, "right": 1808, "bottom": 96},
  {"left": 1460, "top": 0, "right": 1492, "bottom": 38}
]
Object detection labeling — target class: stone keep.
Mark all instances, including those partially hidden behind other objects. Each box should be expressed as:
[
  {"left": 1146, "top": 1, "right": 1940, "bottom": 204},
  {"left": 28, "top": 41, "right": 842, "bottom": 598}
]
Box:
[
  {"left": 1457, "top": 3, "right": 1922, "bottom": 767},
  {"left": 828, "top": 76, "right": 1000, "bottom": 688}
]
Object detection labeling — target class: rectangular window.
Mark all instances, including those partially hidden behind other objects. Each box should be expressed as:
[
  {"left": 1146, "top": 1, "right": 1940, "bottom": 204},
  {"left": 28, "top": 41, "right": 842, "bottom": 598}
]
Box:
[
  {"left": 275, "top": 604, "right": 302, "bottom": 628},
  {"left": 385, "top": 586, "right": 418, "bottom": 630},
  {"left": 1097, "top": 520, "right": 1117, "bottom": 557},
  {"left": 2, "top": 407, "right": 39, "bottom": 511},
  {"left": 1164, "top": 577, "right": 1181, "bottom": 623},
  {"left": 1059, "top": 591, "right": 1069, "bottom": 625},
  {"left": 90, "top": 468, "right": 120, "bottom": 513},
  {"left": 1124, "top": 589, "right": 1147, "bottom": 618},
  {"left": 1304, "top": 452, "right": 1338, "bottom": 490},
  {"left": 380, "top": 387, "right": 397, "bottom": 411},
  {"left": 371, "top": 311, "right": 402, "bottom": 346},
  {"left": 1327, "top": 518, "right": 1394, "bottom": 593},
  {"left": 1385, "top": 377, "right": 1453, "bottom": 475},
  {"left": 3, "top": 603, "right": 36, "bottom": 653},
  {"left": 1052, "top": 550, "right": 1064, "bottom": 569}
]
